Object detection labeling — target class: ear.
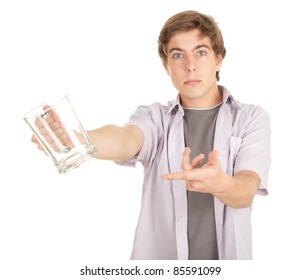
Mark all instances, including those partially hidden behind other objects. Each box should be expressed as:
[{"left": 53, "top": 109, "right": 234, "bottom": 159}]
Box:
[
  {"left": 161, "top": 58, "right": 170, "bottom": 76},
  {"left": 216, "top": 55, "right": 223, "bottom": 71},
  {"left": 164, "top": 63, "right": 171, "bottom": 76}
]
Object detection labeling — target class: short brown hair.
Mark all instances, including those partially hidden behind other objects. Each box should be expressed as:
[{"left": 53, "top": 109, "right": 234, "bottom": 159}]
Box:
[{"left": 158, "top": 10, "right": 226, "bottom": 81}]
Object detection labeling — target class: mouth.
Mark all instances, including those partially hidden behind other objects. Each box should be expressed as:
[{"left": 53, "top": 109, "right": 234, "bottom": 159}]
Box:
[{"left": 184, "top": 79, "right": 201, "bottom": 86}]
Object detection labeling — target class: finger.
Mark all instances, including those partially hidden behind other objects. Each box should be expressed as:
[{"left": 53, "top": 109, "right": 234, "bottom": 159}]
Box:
[
  {"left": 161, "top": 172, "right": 185, "bottom": 180},
  {"left": 48, "top": 121, "right": 61, "bottom": 131},
  {"left": 181, "top": 147, "right": 192, "bottom": 171},
  {"left": 190, "top": 153, "right": 205, "bottom": 169},
  {"left": 31, "top": 135, "right": 38, "bottom": 143},
  {"left": 162, "top": 169, "right": 200, "bottom": 181},
  {"left": 35, "top": 106, "right": 74, "bottom": 149},
  {"left": 43, "top": 105, "right": 51, "bottom": 110},
  {"left": 32, "top": 135, "right": 48, "bottom": 154},
  {"left": 35, "top": 106, "right": 57, "bottom": 129},
  {"left": 208, "top": 150, "right": 220, "bottom": 166},
  {"left": 47, "top": 107, "right": 74, "bottom": 148},
  {"left": 36, "top": 116, "right": 66, "bottom": 142},
  {"left": 34, "top": 115, "right": 55, "bottom": 129},
  {"left": 186, "top": 182, "right": 198, "bottom": 192}
]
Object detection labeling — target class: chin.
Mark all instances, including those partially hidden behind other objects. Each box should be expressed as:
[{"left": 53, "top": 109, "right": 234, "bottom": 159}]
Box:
[{"left": 180, "top": 92, "right": 205, "bottom": 99}]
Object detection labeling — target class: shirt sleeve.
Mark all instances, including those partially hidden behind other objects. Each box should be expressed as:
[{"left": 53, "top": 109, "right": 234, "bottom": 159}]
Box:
[
  {"left": 234, "top": 105, "right": 271, "bottom": 196},
  {"left": 114, "top": 104, "right": 160, "bottom": 168}
]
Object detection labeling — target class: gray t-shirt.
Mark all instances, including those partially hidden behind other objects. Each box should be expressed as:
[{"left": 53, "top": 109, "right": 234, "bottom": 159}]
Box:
[{"left": 183, "top": 104, "right": 221, "bottom": 260}]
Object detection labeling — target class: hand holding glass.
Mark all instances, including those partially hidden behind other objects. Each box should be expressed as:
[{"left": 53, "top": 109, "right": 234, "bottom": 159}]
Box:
[{"left": 24, "top": 95, "right": 97, "bottom": 173}]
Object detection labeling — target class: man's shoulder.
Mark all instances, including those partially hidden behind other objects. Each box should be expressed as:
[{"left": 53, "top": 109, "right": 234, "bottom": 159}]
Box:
[
  {"left": 135, "top": 96, "right": 180, "bottom": 117},
  {"left": 135, "top": 101, "right": 169, "bottom": 115},
  {"left": 229, "top": 100, "right": 270, "bottom": 130},
  {"left": 221, "top": 86, "right": 267, "bottom": 111},
  {"left": 221, "top": 86, "right": 269, "bottom": 119},
  {"left": 236, "top": 101, "right": 269, "bottom": 118}
]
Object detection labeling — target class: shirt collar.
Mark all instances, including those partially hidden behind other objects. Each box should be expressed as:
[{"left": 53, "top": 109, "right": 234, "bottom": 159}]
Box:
[
  {"left": 220, "top": 85, "right": 242, "bottom": 109},
  {"left": 166, "top": 85, "right": 242, "bottom": 116},
  {"left": 166, "top": 94, "right": 183, "bottom": 116}
]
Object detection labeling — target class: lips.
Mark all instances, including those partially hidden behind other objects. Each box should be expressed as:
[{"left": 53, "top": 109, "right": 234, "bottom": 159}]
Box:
[{"left": 184, "top": 79, "right": 201, "bottom": 86}]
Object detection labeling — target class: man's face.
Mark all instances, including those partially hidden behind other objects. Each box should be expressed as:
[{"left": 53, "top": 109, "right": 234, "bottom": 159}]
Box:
[{"left": 165, "top": 29, "right": 223, "bottom": 107}]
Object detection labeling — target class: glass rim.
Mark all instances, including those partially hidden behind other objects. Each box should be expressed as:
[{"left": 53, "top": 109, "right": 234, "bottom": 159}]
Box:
[{"left": 23, "top": 94, "right": 68, "bottom": 120}]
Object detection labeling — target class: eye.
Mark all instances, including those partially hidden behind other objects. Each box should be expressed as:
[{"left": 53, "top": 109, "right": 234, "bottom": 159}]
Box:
[
  {"left": 172, "top": 53, "right": 183, "bottom": 59},
  {"left": 196, "top": 50, "right": 206, "bottom": 57}
]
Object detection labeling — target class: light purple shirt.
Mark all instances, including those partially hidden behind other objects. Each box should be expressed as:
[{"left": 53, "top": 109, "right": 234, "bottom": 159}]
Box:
[{"left": 116, "top": 86, "right": 271, "bottom": 260}]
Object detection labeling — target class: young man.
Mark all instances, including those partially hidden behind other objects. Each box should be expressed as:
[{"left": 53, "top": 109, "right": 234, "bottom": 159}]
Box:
[{"left": 33, "top": 10, "right": 271, "bottom": 260}]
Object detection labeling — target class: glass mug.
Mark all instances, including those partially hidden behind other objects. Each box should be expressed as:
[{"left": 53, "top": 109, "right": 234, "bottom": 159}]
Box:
[{"left": 24, "top": 95, "right": 97, "bottom": 173}]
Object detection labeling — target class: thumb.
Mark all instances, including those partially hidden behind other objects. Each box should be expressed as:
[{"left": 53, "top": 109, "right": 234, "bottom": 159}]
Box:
[{"left": 208, "top": 150, "right": 220, "bottom": 166}]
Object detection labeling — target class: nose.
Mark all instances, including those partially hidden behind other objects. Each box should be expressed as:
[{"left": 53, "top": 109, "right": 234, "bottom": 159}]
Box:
[
  {"left": 186, "top": 56, "right": 197, "bottom": 72},
  {"left": 187, "top": 67, "right": 196, "bottom": 72}
]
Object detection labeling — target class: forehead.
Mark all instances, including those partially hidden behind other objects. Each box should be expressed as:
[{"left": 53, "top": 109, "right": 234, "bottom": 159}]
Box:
[{"left": 166, "top": 29, "right": 213, "bottom": 51}]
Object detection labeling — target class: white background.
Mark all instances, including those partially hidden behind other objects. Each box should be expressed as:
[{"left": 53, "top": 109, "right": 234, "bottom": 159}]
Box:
[{"left": 1, "top": 0, "right": 300, "bottom": 279}]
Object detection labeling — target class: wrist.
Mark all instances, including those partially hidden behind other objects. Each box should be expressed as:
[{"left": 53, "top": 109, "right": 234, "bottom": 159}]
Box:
[{"left": 212, "top": 173, "right": 237, "bottom": 201}]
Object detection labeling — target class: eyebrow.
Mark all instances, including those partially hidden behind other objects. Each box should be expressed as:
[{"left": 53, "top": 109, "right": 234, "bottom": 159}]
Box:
[{"left": 168, "top": 44, "right": 211, "bottom": 54}]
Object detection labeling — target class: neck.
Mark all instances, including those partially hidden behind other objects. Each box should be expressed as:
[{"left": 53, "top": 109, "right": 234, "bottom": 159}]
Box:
[{"left": 180, "top": 86, "right": 222, "bottom": 108}]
